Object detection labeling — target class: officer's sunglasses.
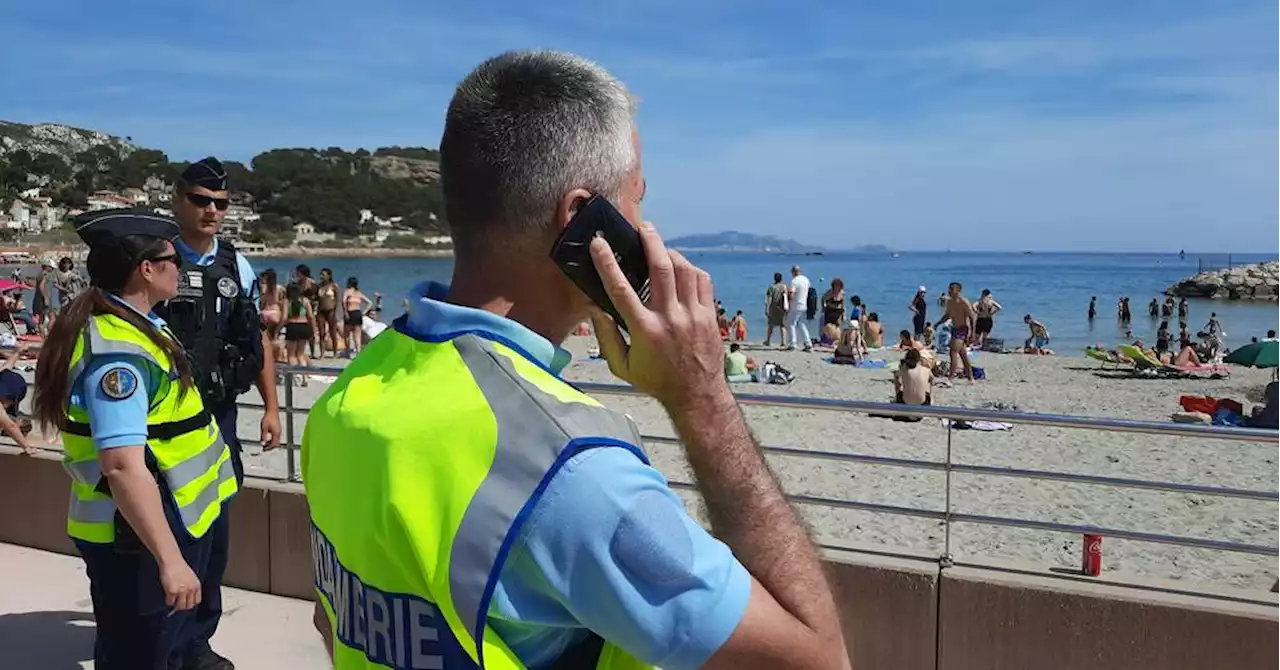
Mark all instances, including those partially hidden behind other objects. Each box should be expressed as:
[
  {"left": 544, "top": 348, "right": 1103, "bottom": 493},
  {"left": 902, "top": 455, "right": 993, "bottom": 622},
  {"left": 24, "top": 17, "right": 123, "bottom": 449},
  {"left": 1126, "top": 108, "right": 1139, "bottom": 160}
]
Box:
[
  {"left": 144, "top": 253, "right": 181, "bottom": 269},
  {"left": 184, "top": 192, "right": 230, "bottom": 211}
]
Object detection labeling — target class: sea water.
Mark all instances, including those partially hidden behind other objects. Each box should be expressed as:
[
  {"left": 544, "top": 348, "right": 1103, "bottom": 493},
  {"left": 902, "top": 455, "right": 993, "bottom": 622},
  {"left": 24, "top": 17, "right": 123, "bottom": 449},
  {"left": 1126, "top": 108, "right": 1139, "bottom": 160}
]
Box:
[{"left": 256, "top": 252, "right": 1279, "bottom": 357}]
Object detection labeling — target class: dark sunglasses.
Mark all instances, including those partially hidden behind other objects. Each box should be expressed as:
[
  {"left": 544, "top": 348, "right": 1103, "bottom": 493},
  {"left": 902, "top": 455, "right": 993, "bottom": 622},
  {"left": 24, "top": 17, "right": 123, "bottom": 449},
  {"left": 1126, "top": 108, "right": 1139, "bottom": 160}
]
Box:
[
  {"left": 144, "top": 253, "right": 181, "bottom": 268},
  {"left": 184, "top": 192, "right": 230, "bottom": 211}
]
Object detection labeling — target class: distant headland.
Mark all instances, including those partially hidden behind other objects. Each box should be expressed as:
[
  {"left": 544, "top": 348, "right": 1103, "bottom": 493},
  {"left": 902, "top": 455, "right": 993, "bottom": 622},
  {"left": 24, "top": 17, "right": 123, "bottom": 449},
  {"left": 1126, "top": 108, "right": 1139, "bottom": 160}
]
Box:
[{"left": 666, "top": 231, "right": 823, "bottom": 254}]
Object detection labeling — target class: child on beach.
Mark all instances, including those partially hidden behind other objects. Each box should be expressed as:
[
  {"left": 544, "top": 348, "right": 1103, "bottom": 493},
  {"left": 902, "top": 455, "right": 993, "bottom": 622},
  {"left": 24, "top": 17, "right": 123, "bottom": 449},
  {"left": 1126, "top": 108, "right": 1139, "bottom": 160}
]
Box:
[{"left": 923, "top": 322, "right": 935, "bottom": 347}]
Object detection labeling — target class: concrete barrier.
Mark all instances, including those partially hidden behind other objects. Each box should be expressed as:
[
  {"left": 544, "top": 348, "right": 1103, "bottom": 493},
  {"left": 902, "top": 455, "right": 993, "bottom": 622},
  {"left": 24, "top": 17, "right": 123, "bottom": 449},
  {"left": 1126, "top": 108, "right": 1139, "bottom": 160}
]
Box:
[
  {"left": 825, "top": 548, "right": 939, "bottom": 670},
  {"left": 2, "top": 447, "right": 1275, "bottom": 669},
  {"left": 938, "top": 566, "right": 1279, "bottom": 670}
]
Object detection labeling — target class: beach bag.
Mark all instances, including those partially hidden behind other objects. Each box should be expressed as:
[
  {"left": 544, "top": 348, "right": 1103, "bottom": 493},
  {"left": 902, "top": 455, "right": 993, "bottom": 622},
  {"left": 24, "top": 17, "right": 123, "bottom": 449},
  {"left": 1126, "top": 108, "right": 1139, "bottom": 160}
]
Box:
[{"left": 760, "top": 361, "right": 795, "bottom": 385}]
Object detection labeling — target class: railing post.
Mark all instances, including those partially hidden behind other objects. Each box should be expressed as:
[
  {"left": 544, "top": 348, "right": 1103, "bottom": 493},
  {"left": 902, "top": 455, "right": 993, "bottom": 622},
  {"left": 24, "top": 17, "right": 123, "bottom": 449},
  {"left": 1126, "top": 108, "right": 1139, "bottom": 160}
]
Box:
[
  {"left": 940, "top": 421, "right": 955, "bottom": 568},
  {"left": 284, "top": 370, "right": 296, "bottom": 482}
]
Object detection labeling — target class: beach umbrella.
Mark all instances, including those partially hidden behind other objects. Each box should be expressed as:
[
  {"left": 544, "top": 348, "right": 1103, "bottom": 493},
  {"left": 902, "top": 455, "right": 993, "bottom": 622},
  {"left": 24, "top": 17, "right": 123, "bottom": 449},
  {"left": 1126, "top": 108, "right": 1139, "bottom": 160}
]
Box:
[{"left": 1225, "top": 340, "right": 1279, "bottom": 368}]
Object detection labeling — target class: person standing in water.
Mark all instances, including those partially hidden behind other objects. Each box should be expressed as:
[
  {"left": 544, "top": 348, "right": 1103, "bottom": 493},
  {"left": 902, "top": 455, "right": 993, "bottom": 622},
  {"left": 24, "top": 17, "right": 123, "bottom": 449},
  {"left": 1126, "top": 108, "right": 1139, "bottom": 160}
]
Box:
[
  {"left": 939, "top": 282, "right": 976, "bottom": 381},
  {"left": 1088, "top": 296, "right": 1097, "bottom": 321}
]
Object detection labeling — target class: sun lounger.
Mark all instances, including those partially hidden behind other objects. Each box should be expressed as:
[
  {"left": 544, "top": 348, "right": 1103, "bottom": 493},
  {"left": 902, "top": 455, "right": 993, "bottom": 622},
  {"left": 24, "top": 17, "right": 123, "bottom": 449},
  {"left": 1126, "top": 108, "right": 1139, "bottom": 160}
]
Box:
[
  {"left": 1115, "top": 345, "right": 1230, "bottom": 379},
  {"left": 1085, "top": 347, "right": 1125, "bottom": 369}
]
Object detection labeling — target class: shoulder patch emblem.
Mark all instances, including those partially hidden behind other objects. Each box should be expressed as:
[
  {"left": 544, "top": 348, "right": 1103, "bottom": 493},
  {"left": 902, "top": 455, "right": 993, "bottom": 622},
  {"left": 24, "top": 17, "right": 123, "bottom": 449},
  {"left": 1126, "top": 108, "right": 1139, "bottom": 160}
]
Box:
[
  {"left": 217, "top": 276, "right": 239, "bottom": 298},
  {"left": 100, "top": 366, "right": 139, "bottom": 400}
]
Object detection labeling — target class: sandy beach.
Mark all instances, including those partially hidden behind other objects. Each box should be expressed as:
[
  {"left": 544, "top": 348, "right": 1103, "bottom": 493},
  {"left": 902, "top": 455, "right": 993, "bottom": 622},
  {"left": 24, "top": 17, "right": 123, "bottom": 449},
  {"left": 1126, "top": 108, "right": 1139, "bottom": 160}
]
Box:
[
  {"left": 553, "top": 339, "right": 1278, "bottom": 591},
  {"left": 11, "top": 338, "right": 1275, "bottom": 593}
]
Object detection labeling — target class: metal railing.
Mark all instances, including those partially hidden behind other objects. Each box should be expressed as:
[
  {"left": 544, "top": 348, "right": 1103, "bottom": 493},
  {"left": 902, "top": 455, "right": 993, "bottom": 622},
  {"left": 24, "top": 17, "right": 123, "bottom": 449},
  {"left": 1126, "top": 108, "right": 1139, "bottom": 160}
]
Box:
[{"left": 252, "top": 367, "right": 1278, "bottom": 569}]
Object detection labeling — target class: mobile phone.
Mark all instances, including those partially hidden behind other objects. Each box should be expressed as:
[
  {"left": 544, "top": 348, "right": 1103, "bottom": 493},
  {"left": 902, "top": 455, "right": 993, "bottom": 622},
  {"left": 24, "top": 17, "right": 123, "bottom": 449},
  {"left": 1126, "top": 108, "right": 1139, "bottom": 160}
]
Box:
[{"left": 549, "top": 195, "right": 649, "bottom": 332}]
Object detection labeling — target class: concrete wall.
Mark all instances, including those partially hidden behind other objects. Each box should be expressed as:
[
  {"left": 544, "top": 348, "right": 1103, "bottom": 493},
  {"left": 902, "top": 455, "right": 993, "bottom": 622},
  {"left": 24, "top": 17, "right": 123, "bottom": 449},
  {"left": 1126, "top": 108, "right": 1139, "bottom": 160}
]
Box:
[{"left": 2, "top": 447, "right": 1275, "bottom": 670}]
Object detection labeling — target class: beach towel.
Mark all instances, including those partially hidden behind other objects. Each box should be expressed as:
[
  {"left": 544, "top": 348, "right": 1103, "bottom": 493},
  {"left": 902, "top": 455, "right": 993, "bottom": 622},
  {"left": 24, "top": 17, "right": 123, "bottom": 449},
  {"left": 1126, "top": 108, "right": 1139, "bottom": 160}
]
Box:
[{"left": 942, "top": 419, "right": 1013, "bottom": 431}]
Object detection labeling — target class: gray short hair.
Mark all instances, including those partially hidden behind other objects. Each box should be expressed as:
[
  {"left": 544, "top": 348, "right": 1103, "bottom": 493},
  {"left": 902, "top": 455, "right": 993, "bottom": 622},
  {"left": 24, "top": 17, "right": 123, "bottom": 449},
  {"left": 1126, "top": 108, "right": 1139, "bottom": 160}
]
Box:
[{"left": 440, "top": 50, "right": 637, "bottom": 255}]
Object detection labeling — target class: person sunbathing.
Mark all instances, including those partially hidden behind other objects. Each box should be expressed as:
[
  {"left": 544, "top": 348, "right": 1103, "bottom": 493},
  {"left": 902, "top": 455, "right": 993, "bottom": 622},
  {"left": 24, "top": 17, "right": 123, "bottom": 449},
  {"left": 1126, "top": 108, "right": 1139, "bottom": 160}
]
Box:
[
  {"left": 833, "top": 325, "right": 864, "bottom": 365},
  {"left": 1172, "top": 345, "right": 1203, "bottom": 367}
]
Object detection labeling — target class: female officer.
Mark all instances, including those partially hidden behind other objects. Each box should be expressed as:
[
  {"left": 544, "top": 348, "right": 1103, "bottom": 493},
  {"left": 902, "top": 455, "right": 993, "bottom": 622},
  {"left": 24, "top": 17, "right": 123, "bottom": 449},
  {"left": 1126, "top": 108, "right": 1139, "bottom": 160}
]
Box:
[{"left": 32, "top": 209, "right": 239, "bottom": 670}]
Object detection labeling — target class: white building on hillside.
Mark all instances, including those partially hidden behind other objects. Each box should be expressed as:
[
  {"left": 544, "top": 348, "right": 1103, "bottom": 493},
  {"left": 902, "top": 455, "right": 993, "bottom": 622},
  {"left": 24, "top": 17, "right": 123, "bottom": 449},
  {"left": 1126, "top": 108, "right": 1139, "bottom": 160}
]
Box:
[
  {"left": 293, "top": 222, "right": 335, "bottom": 244},
  {"left": 8, "top": 201, "right": 30, "bottom": 229},
  {"left": 122, "top": 188, "right": 149, "bottom": 205},
  {"left": 87, "top": 191, "right": 132, "bottom": 211},
  {"left": 224, "top": 204, "right": 260, "bottom": 224}
]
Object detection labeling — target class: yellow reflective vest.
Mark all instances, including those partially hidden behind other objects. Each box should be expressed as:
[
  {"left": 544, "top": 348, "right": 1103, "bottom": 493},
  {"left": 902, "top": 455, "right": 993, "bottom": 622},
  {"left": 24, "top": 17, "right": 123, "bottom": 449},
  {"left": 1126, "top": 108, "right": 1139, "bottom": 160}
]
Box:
[
  {"left": 61, "top": 313, "right": 238, "bottom": 544},
  {"left": 303, "top": 328, "right": 654, "bottom": 669}
]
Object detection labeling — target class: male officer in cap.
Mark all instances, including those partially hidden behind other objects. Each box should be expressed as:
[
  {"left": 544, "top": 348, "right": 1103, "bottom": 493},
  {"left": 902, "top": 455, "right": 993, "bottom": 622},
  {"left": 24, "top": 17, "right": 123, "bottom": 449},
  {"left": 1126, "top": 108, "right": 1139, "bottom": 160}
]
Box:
[{"left": 155, "top": 158, "right": 282, "bottom": 670}]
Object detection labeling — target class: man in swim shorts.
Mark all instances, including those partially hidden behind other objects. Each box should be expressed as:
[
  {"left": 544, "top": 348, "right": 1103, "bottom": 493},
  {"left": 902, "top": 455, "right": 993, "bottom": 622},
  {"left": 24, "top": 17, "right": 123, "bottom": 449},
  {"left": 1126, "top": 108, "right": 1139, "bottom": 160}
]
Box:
[
  {"left": 940, "top": 281, "right": 976, "bottom": 381},
  {"left": 1024, "top": 314, "right": 1051, "bottom": 355}
]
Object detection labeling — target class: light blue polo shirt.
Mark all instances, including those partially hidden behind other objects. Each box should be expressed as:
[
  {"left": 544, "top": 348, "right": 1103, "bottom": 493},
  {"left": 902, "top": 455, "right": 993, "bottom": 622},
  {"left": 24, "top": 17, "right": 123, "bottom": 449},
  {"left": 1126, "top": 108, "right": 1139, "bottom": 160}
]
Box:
[
  {"left": 174, "top": 236, "right": 258, "bottom": 299},
  {"left": 72, "top": 294, "right": 173, "bottom": 450},
  {"left": 400, "top": 281, "right": 750, "bottom": 670}
]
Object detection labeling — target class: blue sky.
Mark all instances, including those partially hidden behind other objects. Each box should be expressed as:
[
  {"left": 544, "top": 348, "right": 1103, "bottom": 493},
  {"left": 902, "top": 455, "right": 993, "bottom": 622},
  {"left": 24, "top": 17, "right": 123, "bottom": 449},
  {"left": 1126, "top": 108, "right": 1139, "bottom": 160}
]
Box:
[{"left": 1, "top": 0, "right": 1276, "bottom": 252}]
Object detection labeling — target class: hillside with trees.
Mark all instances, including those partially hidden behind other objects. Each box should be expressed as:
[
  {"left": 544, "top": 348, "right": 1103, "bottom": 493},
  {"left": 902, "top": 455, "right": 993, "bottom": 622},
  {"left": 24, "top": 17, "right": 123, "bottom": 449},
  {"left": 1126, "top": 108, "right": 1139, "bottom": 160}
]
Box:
[{"left": 0, "top": 120, "right": 447, "bottom": 237}]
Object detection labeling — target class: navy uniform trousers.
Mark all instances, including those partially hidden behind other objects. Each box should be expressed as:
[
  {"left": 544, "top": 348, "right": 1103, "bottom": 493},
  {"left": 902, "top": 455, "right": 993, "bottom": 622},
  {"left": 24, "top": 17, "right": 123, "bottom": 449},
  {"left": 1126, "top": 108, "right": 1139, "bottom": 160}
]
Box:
[
  {"left": 75, "top": 500, "right": 229, "bottom": 670},
  {"left": 75, "top": 399, "right": 243, "bottom": 670}
]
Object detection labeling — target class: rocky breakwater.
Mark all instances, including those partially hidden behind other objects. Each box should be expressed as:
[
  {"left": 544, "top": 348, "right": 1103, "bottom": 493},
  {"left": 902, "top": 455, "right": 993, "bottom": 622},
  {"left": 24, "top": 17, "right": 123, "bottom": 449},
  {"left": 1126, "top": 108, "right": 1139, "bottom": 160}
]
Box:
[{"left": 1166, "top": 261, "right": 1279, "bottom": 301}]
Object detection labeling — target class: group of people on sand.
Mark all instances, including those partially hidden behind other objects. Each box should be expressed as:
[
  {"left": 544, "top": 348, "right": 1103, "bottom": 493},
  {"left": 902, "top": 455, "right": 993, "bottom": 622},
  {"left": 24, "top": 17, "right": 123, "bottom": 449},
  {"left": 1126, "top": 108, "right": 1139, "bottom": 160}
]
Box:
[
  {"left": 753, "top": 267, "right": 891, "bottom": 355},
  {"left": 256, "top": 264, "right": 381, "bottom": 380},
  {"left": 2, "top": 257, "right": 87, "bottom": 338}
]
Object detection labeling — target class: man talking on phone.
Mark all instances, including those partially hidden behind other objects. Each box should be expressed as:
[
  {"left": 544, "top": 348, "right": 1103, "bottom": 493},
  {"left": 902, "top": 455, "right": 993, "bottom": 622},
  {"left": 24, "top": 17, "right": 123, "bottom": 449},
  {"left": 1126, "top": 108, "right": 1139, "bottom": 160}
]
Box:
[{"left": 302, "top": 50, "right": 850, "bottom": 670}]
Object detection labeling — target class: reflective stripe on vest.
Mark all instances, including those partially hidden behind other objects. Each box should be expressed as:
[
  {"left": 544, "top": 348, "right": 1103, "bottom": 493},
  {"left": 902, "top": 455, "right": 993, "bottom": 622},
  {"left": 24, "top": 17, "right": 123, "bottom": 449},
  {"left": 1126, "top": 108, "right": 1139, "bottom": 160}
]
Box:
[
  {"left": 61, "top": 313, "right": 238, "bottom": 544},
  {"left": 305, "top": 330, "right": 654, "bottom": 670}
]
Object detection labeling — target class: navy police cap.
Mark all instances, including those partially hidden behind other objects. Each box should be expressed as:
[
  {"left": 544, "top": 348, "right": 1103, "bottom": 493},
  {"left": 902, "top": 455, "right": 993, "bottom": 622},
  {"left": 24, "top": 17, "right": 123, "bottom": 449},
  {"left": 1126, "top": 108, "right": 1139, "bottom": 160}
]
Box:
[
  {"left": 73, "top": 207, "right": 180, "bottom": 248},
  {"left": 181, "top": 157, "right": 228, "bottom": 191}
]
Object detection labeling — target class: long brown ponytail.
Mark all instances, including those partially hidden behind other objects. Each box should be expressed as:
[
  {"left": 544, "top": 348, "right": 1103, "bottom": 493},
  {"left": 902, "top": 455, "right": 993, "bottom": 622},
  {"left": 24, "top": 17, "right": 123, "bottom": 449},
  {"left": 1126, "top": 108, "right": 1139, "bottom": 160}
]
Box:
[{"left": 33, "top": 248, "right": 195, "bottom": 434}]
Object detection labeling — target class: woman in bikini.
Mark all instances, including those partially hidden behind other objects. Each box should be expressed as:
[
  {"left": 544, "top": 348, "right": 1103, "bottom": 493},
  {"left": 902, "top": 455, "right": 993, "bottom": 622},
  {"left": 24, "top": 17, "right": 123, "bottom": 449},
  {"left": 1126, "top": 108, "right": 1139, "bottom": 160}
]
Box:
[
  {"left": 315, "top": 268, "right": 341, "bottom": 358},
  {"left": 821, "top": 279, "right": 845, "bottom": 328},
  {"left": 257, "top": 269, "right": 285, "bottom": 362},
  {"left": 342, "top": 277, "right": 373, "bottom": 357},
  {"left": 283, "top": 282, "right": 315, "bottom": 385}
]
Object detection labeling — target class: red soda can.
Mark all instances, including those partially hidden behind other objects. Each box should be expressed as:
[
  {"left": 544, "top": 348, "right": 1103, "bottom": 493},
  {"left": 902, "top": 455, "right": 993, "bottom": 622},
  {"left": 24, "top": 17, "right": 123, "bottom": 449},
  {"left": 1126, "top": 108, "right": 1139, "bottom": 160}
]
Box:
[{"left": 1082, "top": 534, "right": 1103, "bottom": 576}]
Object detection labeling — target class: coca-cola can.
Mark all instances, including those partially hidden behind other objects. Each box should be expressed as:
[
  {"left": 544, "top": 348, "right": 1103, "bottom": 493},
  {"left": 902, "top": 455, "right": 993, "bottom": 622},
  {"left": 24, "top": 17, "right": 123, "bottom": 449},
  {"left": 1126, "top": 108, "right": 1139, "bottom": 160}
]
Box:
[{"left": 1082, "top": 534, "right": 1103, "bottom": 576}]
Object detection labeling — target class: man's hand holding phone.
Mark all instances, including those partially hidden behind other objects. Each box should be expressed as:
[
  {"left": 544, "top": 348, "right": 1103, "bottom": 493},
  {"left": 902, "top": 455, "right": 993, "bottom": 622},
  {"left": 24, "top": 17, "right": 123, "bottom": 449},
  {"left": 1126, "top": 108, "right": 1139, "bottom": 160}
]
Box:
[{"left": 588, "top": 223, "right": 732, "bottom": 413}]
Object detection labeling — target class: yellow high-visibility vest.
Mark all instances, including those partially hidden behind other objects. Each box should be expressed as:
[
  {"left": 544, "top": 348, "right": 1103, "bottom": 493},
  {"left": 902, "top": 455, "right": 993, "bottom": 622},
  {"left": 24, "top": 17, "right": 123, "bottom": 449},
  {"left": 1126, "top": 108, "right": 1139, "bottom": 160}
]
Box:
[
  {"left": 303, "top": 328, "right": 654, "bottom": 669},
  {"left": 61, "top": 313, "right": 237, "bottom": 543}
]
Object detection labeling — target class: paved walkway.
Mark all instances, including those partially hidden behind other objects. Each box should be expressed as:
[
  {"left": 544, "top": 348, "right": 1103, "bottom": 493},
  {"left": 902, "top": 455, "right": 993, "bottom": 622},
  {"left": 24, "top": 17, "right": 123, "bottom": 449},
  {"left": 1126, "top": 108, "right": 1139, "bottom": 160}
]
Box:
[{"left": 0, "top": 543, "right": 331, "bottom": 669}]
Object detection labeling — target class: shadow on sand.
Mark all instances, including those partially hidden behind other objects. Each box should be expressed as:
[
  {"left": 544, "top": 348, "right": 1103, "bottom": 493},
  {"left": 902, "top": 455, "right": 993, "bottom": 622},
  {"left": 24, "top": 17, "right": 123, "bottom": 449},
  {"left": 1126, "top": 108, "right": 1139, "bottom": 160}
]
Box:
[{"left": 0, "top": 610, "right": 95, "bottom": 669}]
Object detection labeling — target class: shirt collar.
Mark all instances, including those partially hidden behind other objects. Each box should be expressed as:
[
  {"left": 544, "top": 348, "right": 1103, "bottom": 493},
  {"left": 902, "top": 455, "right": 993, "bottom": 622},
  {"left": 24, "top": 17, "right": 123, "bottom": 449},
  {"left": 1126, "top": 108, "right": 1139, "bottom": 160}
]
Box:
[
  {"left": 106, "top": 293, "right": 167, "bottom": 329},
  {"left": 174, "top": 236, "right": 218, "bottom": 266},
  {"left": 397, "top": 281, "right": 571, "bottom": 374}
]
